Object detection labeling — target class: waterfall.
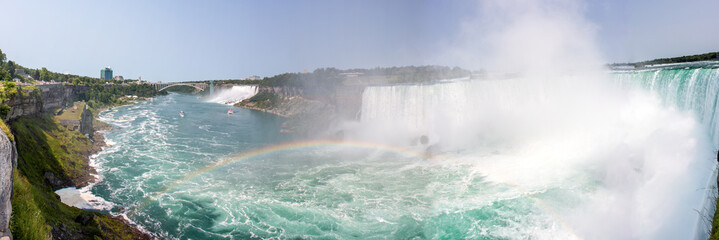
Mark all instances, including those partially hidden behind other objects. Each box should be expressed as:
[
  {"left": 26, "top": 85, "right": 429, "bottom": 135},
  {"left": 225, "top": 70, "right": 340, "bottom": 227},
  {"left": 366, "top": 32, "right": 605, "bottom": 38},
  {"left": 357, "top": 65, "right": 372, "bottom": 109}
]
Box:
[
  {"left": 206, "top": 85, "right": 258, "bottom": 105},
  {"left": 613, "top": 66, "right": 719, "bottom": 239},
  {"left": 358, "top": 65, "right": 719, "bottom": 239},
  {"left": 614, "top": 67, "right": 719, "bottom": 143}
]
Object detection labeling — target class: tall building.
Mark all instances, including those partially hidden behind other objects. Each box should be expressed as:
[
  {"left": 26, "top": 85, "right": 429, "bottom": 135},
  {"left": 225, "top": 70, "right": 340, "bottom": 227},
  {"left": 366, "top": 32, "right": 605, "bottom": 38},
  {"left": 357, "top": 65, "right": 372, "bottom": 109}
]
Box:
[{"left": 101, "top": 67, "right": 113, "bottom": 80}]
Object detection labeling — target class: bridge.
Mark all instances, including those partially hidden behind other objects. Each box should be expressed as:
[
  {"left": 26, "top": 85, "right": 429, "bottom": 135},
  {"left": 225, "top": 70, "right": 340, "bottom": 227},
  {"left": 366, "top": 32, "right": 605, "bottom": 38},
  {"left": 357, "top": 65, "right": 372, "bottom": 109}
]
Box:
[{"left": 151, "top": 82, "right": 210, "bottom": 92}]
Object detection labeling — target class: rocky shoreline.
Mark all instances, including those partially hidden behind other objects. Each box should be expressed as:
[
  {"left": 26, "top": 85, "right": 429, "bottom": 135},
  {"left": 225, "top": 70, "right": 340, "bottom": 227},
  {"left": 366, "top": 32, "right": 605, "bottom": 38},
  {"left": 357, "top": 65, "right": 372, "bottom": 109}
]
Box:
[
  {"left": 83, "top": 106, "right": 154, "bottom": 239},
  {"left": 234, "top": 101, "right": 290, "bottom": 118},
  {"left": 49, "top": 104, "right": 154, "bottom": 240},
  {"left": 235, "top": 95, "right": 338, "bottom": 135}
]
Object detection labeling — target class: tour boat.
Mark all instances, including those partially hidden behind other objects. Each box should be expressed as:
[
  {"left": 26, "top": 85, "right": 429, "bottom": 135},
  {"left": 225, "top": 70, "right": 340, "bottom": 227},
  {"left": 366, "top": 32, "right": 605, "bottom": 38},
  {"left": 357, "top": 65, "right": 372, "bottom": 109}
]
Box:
[
  {"left": 180, "top": 111, "right": 185, "bottom": 117},
  {"left": 227, "top": 109, "right": 234, "bottom": 115}
]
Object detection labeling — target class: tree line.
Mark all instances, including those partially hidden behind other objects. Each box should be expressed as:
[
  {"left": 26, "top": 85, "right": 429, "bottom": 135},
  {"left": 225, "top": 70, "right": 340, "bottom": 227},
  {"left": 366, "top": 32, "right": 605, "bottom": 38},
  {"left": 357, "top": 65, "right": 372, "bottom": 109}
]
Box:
[
  {"left": 260, "top": 65, "right": 470, "bottom": 88},
  {"left": 82, "top": 84, "right": 165, "bottom": 108},
  {"left": 257, "top": 66, "right": 470, "bottom": 100},
  {"left": 620, "top": 51, "right": 719, "bottom": 68},
  {"left": 0, "top": 48, "right": 165, "bottom": 111}
]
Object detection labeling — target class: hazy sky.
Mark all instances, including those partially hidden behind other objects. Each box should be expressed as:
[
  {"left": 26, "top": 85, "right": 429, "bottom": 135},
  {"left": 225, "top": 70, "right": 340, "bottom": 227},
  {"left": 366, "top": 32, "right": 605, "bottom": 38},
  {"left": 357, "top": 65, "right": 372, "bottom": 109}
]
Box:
[{"left": 1, "top": 0, "right": 717, "bottom": 82}]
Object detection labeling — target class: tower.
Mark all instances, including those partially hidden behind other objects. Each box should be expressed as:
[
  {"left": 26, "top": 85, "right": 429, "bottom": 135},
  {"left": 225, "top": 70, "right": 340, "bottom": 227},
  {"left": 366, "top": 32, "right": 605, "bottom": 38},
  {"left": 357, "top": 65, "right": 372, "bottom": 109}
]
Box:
[{"left": 100, "top": 67, "right": 113, "bottom": 80}]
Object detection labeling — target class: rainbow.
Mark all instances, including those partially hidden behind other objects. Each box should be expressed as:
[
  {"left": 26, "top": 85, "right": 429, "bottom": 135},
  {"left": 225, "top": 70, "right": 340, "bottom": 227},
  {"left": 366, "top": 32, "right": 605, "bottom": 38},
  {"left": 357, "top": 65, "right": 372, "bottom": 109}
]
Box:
[
  {"left": 127, "top": 139, "right": 579, "bottom": 237},
  {"left": 129, "top": 139, "right": 434, "bottom": 216}
]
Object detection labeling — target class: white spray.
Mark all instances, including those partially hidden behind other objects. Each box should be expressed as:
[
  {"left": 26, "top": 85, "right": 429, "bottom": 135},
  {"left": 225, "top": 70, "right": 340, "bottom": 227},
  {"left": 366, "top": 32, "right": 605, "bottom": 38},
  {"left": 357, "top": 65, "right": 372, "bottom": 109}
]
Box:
[{"left": 352, "top": 0, "right": 716, "bottom": 239}]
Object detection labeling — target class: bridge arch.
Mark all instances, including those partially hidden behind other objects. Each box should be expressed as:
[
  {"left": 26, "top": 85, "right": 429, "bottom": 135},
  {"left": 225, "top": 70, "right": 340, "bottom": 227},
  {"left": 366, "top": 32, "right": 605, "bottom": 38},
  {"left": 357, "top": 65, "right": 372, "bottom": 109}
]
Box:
[{"left": 158, "top": 83, "right": 205, "bottom": 92}]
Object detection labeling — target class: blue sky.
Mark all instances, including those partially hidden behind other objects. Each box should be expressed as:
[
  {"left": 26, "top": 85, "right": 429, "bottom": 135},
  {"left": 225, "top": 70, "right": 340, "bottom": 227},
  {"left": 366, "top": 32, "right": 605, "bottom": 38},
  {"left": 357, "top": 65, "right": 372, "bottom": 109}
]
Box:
[{"left": 1, "top": 0, "right": 717, "bottom": 82}]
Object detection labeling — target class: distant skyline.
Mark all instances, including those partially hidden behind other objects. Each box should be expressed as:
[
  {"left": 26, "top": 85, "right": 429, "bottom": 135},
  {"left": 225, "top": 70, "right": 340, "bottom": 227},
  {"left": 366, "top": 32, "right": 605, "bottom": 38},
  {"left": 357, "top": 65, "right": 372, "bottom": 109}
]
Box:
[{"left": 1, "top": 0, "right": 718, "bottom": 82}]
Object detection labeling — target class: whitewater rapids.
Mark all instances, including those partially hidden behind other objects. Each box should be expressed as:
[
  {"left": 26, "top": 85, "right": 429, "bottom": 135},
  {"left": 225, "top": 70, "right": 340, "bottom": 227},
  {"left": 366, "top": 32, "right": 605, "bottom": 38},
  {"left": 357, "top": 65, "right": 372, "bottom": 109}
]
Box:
[{"left": 82, "top": 65, "right": 719, "bottom": 239}]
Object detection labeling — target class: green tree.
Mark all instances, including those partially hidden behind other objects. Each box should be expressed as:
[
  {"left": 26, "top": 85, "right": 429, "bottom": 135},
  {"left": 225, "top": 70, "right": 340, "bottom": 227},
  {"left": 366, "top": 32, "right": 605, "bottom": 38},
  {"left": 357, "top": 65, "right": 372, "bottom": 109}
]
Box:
[
  {"left": 0, "top": 69, "right": 10, "bottom": 81},
  {"left": 6, "top": 61, "right": 15, "bottom": 76},
  {"left": 39, "top": 67, "right": 50, "bottom": 81},
  {"left": 0, "top": 48, "right": 6, "bottom": 64}
]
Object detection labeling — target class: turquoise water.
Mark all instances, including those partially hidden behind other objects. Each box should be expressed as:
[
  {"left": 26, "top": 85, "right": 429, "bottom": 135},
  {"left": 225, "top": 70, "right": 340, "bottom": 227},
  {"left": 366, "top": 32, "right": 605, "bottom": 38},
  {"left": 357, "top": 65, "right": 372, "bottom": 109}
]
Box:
[
  {"left": 89, "top": 64, "right": 719, "bottom": 239},
  {"left": 613, "top": 66, "right": 719, "bottom": 142},
  {"left": 90, "top": 93, "right": 584, "bottom": 239}
]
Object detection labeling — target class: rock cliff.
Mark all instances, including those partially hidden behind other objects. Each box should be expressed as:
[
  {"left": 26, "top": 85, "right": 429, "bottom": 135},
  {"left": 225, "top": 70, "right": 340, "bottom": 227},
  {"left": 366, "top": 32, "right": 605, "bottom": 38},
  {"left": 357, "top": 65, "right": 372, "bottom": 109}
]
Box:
[
  {"left": 78, "top": 105, "right": 93, "bottom": 137},
  {"left": 0, "top": 128, "right": 14, "bottom": 238},
  {"left": 235, "top": 85, "right": 367, "bottom": 136},
  {"left": 4, "top": 84, "right": 89, "bottom": 121}
]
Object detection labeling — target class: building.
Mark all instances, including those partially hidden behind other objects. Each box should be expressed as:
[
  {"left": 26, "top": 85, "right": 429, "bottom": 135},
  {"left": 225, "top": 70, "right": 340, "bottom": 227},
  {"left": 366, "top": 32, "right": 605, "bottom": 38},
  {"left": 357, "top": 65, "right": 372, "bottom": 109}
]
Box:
[
  {"left": 100, "top": 67, "right": 113, "bottom": 80},
  {"left": 14, "top": 68, "right": 32, "bottom": 80}
]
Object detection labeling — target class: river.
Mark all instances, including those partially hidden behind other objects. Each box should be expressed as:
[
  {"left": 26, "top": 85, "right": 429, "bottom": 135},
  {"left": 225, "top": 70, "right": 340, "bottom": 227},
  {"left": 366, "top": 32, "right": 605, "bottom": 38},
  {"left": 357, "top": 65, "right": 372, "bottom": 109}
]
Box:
[{"left": 68, "top": 65, "right": 719, "bottom": 239}]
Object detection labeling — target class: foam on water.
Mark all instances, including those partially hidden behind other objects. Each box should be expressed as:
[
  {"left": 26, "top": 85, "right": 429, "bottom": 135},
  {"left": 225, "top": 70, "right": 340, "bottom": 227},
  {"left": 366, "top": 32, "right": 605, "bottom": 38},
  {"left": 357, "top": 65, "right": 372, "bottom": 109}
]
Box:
[
  {"left": 56, "top": 187, "right": 115, "bottom": 211},
  {"left": 87, "top": 66, "right": 719, "bottom": 239},
  {"left": 356, "top": 68, "right": 716, "bottom": 239}
]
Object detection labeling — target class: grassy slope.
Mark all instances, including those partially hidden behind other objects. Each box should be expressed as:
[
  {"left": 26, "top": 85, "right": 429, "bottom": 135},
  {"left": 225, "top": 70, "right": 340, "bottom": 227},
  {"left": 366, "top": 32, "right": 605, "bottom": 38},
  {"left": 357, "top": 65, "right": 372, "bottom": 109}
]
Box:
[
  {"left": 55, "top": 102, "right": 86, "bottom": 121},
  {"left": 712, "top": 197, "right": 719, "bottom": 239},
  {"left": 9, "top": 115, "right": 144, "bottom": 239},
  {"left": 10, "top": 170, "right": 51, "bottom": 239},
  {"left": 0, "top": 119, "right": 12, "bottom": 142},
  {"left": 11, "top": 116, "right": 92, "bottom": 187}
]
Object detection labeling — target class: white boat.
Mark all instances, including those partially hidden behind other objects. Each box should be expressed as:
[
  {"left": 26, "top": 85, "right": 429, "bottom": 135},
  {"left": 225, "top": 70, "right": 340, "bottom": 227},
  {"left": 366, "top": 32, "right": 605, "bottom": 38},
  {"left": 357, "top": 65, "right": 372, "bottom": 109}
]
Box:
[
  {"left": 227, "top": 109, "right": 234, "bottom": 115},
  {"left": 180, "top": 111, "right": 185, "bottom": 117}
]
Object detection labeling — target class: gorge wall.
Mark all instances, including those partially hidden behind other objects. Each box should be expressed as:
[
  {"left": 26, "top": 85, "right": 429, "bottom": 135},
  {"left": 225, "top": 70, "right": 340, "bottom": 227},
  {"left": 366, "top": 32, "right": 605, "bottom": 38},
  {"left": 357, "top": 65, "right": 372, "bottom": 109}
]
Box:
[
  {"left": 0, "top": 83, "right": 88, "bottom": 239},
  {"left": 0, "top": 128, "right": 14, "bottom": 238},
  {"left": 253, "top": 85, "right": 364, "bottom": 120},
  {"left": 4, "top": 84, "right": 89, "bottom": 121}
]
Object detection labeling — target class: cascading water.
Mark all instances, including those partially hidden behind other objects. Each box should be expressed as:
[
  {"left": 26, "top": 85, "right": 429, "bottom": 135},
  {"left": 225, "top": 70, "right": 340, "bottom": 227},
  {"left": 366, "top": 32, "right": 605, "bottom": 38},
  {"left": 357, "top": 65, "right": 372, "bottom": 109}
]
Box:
[
  {"left": 614, "top": 65, "right": 719, "bottom": 142},
  {"left": 357, "top": 65, "right": 719, "bottom": 239},
  {"left": 207, "top": 85, "right": 258, "bottom": 105},
  {"left": 613, "top": 64, "right": 719, "bottom": 239},
  {"left": 82, "top": 65, "right": 719, "bottom": 240}
]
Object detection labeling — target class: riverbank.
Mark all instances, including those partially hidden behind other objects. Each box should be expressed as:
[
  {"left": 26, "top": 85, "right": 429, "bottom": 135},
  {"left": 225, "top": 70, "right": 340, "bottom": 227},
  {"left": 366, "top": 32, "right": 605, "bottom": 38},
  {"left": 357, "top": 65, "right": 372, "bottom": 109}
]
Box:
[
  {"left": 235, "top": 100, "right": 289, "bottom": 118},
  {"left": 80, "top": 102, "right": 155, "bottom": 238},
  {"left": 69, "top": 92, "right": 292, "bottom": 238},
  {"left": 7, "top": 100, "right": 154, "bottom": 239},
  {"left": 235, "top": 94, "right": 337, "bottom": 135}
]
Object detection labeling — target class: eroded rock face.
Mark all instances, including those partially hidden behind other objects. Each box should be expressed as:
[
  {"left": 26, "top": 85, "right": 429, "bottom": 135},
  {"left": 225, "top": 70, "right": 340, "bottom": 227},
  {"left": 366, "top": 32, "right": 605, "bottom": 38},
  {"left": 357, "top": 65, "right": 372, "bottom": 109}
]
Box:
[
  {"left": 79, "top": 105, "right": 93, "bottom": 138},
  {"left": 0, "top": 129, "right": 13, "bottom": 236},
  {"left": 4, "top": 90, "right": 42, "bottom": 120},
  {"left": 4, "top": 85, "right": 90, "bottom": 121}
]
